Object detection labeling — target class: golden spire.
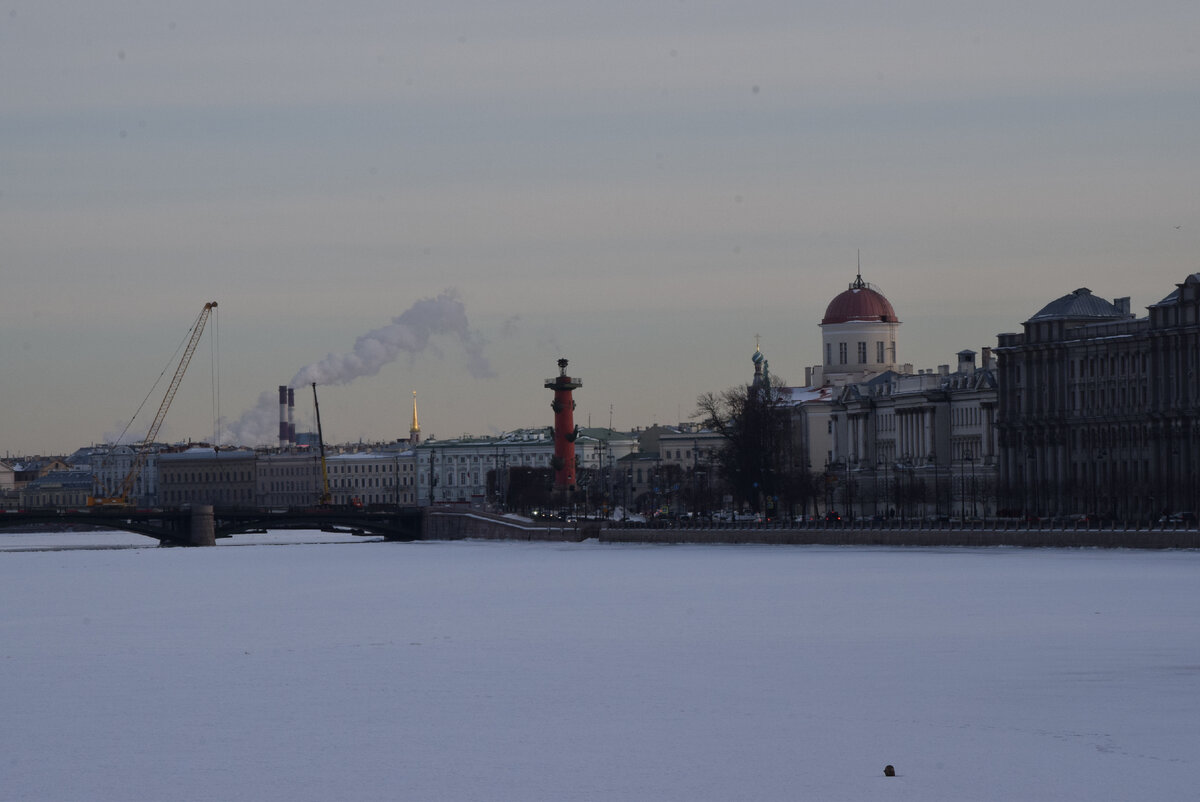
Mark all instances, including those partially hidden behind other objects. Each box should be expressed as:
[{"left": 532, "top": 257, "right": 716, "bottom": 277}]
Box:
[{"left": 411, "top": 390, "right": 420, "bottom": 433}]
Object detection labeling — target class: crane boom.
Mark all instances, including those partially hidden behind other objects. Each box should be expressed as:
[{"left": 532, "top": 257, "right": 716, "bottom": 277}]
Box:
[
  {"left": 311, "top": 382, "right": 332, "bottom": 505},
  {"left": 90, "top": 301, "right": 218, "bottom": 506}
]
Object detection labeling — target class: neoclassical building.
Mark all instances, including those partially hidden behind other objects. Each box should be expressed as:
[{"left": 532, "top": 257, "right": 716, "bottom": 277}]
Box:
[
  {"left": 415, "top": 428, "right": 637, "bottom": 509},
  {"left": 772, "top": 271, "right": 1000, "bottom": 519},
  {"left": 995, "top": 275, "right": 1200, "bottom": 520}
]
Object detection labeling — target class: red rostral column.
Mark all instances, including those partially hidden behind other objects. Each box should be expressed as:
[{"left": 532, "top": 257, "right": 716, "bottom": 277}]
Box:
[{"left": 545, "top": 358, "right": 582, "bottom": 491}]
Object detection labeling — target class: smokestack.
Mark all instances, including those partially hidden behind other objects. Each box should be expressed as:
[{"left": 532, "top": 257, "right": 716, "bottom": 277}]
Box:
[
  {"left": 287, "top": 388, "right": 295, "bottom": 446},
  {"left": 278, "top": 386, "right": 288, "bottom": 448}
]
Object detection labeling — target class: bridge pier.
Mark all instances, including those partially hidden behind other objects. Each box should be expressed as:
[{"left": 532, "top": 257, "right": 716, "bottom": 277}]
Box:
[{"left": 189, "top": 504, "right": 216, "bottom": 547}]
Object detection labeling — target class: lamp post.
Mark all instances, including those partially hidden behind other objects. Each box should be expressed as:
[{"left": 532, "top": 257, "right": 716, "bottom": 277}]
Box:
[
  {"left": 845, "top": 457, "right": 853, "bottom": 522},
  {"left": 959, "top": 450, "right": 967, "bottom": 521},
  {"left": 929, "top": 450, "right": 939, "bottom": 521},
  {"left": 823, "top": 459, "right": 832, "bottom": 517},
  {"left": 691, "top": 439, "right": 699, "bottom": 518},
  {"left": 876, "top": 457, "right": 889, "bottom": 521},
  {"left": 428, "top": 448, "right": 437, "bottom": 506},
  {"left": 872, "top": 460, "right": 880, "bottom": 519},
  {"left": 968, "top": 450, "right": 977, "bottom": 519},
  {"left": 1026, "top": 447, "right": 1036, "bottom": 521}
]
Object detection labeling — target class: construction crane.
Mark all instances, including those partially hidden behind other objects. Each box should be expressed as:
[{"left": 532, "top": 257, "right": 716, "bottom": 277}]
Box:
[
  {"left": 89, "top": 301, "right": 218, "bottom": 506},
  {"left": 311, "top": 382, "right": 332, "bottom": 505}
]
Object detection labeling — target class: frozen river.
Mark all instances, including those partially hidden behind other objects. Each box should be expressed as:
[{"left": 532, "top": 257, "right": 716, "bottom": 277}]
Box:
[{"left": 1, "top": 531, "right": 1197, "bottom": 800}]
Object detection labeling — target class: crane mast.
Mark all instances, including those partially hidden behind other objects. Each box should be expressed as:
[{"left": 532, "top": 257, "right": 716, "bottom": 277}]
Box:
[{"left": 90, "top": 301, "right": 218, "bottom": 506}]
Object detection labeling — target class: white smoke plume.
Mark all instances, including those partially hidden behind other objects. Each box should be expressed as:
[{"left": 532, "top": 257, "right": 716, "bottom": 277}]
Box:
[
  {"left": 290, "top": 289, "right": 495, "bottom": 387},
  {"left": 223, "top": 290, "right": 494, "bottom": 445}
]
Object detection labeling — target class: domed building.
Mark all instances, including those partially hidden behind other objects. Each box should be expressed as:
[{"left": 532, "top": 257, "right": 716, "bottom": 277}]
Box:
[
  {"left": 808, "top": 273, "right": 903, "bottom": 387},
  {"left": 764, "top": 268, "right": 1000, "bottom": 521}
]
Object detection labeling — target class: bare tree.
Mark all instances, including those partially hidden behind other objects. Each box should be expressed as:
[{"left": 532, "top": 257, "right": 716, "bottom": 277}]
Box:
[{"left": 695, "top": 377, "right": 802, "bottom": 516}]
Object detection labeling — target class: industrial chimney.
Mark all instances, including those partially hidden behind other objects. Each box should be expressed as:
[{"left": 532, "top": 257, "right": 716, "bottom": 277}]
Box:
[{"left": 278, "top": 386, "right": 289, "bottom": 449}]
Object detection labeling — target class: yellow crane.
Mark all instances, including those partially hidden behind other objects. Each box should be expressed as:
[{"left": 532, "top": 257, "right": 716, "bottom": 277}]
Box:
[{"left": 89, "top": 301, "right": 218, "bottom": 506}]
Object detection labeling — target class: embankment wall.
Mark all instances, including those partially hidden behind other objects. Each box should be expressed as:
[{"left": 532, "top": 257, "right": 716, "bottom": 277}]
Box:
[{"left": 422, "top": 510, "right": 1200, "bottom": 549}]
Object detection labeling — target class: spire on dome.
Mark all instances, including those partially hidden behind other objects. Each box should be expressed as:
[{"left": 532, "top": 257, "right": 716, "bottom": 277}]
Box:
[{"left": 851, "top": 249, "right": 866, "bottom": 290}]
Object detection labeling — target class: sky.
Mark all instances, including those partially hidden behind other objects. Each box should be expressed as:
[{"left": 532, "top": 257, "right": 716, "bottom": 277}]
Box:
[
  {"left": 3, "top": 1, "right": 1199, "bottom": 454},
  {"left": 1, "top": 538, "right": 1198, "bottom": 800}
]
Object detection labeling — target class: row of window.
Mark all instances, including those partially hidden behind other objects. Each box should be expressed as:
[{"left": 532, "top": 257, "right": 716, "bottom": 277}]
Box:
[
  {"left": 827, "top": 341, "right": 893, "bottom": 366},
  {"left": 329, "top": 463, "right": 413, "bottom": 474},
  {"left": 161, "top": 471, "right": 253, "bottom": 484},
  {"left": 332, "top": 476, "right": 414, "bottom": 489},
  {"left": 161, "top": 488, "right": 253, "bottom": 503},
  {"left": 1068, "top": 353, "right": 1149, "bottom": 379},
  {"left": 659, "top": 448, "right": 717, "bottom": 462}
]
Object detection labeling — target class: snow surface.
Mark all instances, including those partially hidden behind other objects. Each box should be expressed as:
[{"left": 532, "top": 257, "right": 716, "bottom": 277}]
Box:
[{"left": 1, "top": 532, "right": 1197, "bottom": 801}]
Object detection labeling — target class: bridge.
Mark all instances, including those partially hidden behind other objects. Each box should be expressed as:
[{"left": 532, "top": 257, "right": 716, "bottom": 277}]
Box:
[
  {"left": 5, "top": 507, "right": 1196, "bottom": 549},
  {"left": 0, "top": 505, "right": 424, "bottom": 546}
]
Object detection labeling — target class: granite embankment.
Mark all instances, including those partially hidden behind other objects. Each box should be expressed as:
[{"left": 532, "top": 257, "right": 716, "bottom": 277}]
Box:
[{"left": 423, "top": 510, "right": 1200, "bottom": 549}]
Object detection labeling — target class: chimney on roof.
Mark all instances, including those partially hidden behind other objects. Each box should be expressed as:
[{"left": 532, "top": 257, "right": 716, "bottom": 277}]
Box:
[
  {"left": 957, "top": 350, "right": 976, "bottom": 374},
  {"left": 1115, "top": 297, "right": 1131, "bottom": 316}
]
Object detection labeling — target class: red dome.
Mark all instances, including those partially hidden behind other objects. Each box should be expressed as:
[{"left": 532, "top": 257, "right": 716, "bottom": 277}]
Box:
[{"left": 822, "top": 278, "right": 898, "bottom": 325}]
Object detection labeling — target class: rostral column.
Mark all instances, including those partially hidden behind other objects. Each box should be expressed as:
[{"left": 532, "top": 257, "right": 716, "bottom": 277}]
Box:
[{"left": 545, "top": 358, "right": 582, "bottom": 491}]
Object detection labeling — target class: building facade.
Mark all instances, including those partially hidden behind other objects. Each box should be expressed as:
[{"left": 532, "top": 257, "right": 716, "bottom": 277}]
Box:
[
  {"left": 158, "top": 448, "right": 257, "bottom": 507},
  {"left": 830, "top": 351, "right": 999, "bottom": 520},
  {"left": 256, "top": 450, "right": 325, "bottom": 508},
  {"left": 21, "top": 470, "right": 93, "bottom": 509},
  {"left": 82, "top": 444, "right": 161, "bottom": 506},
  {"left": 996, "top": 276, "right": 1200, "bottom": 521},
  {"left": 415, "top": 428, "right": 636, "bottom": 509},
  {"left": 325, "top": 448, "right": 417, "bottom": 508}
]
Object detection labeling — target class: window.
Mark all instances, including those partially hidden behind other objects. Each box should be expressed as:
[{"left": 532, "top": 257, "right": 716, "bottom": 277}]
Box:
[
  {"left": 877, "top": 341, "right": 885, "bottom": 363},
  {"left": 839, "top": 342, "right": 847, "bottom": 364},
  {"left": 826, "top": 343, "right": 832, "bottom": 364},
  {"left": 857, "top": 342, "right": 867, "bottom": 364}
]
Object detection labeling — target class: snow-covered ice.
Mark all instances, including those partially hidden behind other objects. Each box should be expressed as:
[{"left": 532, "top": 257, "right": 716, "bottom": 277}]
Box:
[{"left": 1, "top": 533, "right": 1197, "bottom": 801}]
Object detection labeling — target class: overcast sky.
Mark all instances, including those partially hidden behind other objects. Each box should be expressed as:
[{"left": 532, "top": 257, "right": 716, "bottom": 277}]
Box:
[{"left": 3, "top": 1, "right": 1199, "bottom": 455}]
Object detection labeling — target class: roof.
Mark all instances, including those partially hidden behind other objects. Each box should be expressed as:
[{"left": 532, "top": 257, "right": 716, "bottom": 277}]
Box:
[
  {"left": 780, "top": 386, "right": 833, "bottom": 404},
  {"left": 1027, "top": 288, "right": 1124, "bottom": 322},
  {"left": 1150, "top": 273, "right": 1200, "bottom": 307},
  {"left": 25, "top": 470, "right": 93, "bottom": 489},
  {"left": 158, "top": 447, "right": 255, "bottom": 462},
  {"left": 821, "top": 275, "right": 899, "bottom": 325}
]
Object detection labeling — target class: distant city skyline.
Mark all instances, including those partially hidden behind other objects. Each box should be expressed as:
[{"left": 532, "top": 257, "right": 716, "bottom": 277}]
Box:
[{"left": 3, "top": 1, "right": 1198, "bottom": 455}]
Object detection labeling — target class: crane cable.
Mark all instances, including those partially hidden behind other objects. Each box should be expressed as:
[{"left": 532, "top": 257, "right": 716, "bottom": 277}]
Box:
[
  {"left": 210, "top": 305, "right": 220, "bottom": 447},
  {"left": 112, "top": 319, "right": 197, "bottom": 449}
]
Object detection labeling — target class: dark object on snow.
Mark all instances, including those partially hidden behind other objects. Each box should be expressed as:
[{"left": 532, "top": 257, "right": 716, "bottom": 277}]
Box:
[{"left": 883, "top": 765, "right": 896, "bottom": 777}]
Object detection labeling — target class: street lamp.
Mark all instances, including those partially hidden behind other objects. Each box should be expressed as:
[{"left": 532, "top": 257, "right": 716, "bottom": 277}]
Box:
[
  {"left": 845, "top": 457, "right": 853, "bottom": 522},
  {"left": 1025, "top": 447, "right": 1036, "bottom": 521},
  {"left": 428, "top": 448, "right": 437, "bottom": 506},
  {"left": 968, "top": 449, "right": 977, "bottom": 519},
  {"left": 929, "top": 450, "right": 939, "bottom": 521},
  {"left": 876, "top": 457, "right": 890, "bottom": 521}
]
